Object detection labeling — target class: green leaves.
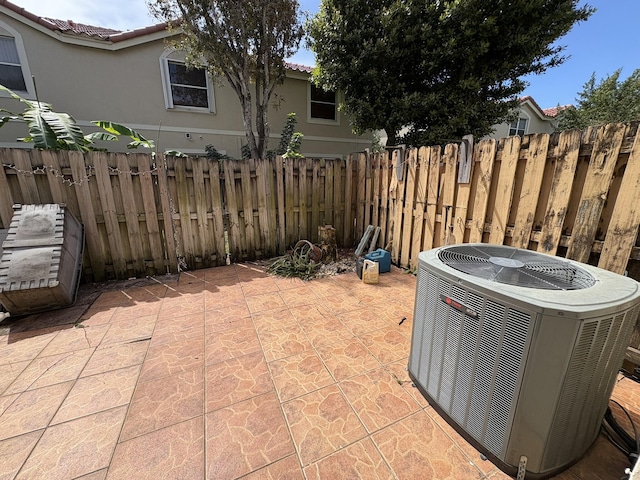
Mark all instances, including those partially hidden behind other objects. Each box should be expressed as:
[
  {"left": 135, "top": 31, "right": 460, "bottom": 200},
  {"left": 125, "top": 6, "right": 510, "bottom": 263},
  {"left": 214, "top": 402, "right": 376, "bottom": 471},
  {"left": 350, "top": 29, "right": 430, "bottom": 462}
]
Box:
[{"left": 0, "top": 85, "right": 155, "bottom": 152}]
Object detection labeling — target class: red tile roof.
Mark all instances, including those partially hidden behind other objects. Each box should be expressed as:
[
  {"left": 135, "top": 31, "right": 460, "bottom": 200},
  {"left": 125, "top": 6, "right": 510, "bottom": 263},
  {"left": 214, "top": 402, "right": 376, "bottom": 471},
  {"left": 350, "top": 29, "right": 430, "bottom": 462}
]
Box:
[{"left": 542, "top": 105, "right": 572, "bottom": 117}]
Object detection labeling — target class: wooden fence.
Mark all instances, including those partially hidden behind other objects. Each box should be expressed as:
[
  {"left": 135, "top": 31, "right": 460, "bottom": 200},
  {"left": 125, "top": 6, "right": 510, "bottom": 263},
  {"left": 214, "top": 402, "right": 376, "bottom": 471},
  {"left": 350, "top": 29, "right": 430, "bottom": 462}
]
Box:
[
  {"left": 0, "top": 151, "right": 354, "bottom": 282},
  {"left": 355, "top": 121, "right": 640, "bottom": 278}
]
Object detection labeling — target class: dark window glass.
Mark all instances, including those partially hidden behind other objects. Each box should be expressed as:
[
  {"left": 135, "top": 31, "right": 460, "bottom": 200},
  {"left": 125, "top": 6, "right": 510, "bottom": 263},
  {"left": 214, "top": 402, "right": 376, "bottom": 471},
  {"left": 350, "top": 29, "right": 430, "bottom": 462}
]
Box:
[
  {"left": 171, "top": 85, "right": 208, "bottom": 108},
  {"left": 0, "top": 65, "right": 26, "bottom": 91},
  {"left": 168, "top": 61, "right": 207, "bottom": 87},
  {"left": 509, "top": 118, "right": 527, "bottom": 136},
  {"left": 310, "top": 84, "right": 336, "bottom": 120}
]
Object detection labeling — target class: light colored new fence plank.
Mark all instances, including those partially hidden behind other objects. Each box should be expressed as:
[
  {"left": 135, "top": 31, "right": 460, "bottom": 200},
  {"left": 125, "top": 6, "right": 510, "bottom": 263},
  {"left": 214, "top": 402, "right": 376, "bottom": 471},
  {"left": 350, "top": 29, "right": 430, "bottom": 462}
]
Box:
[
  {"left": 344, "top": 154, "right": 354, "bottom": 246},
  {"left": 116, "top": 153, "right": 145, "bottom": 275},
  {"left": 324, "top": 159, "right": 334, "bottom": 227},
  {"left": 0, "top": 150, "right": 15, "bottom": 227},
  {"left": 451, "top": 143, "right": 474, "bottom": 246},
  {"left": 311, "top": 159, "right": 321, "bottom": 242},
  {"left": 136, "top": 154, "right": 165, "bottom": 273},
  {"left": 598, "top": 128, "right": 640, "bottom": 273},
  {"left": 299, "top": 157, "right": 308, "bottom": 241},
  {"left": 223, "top": 160, "right": 242, "bottom": 261},
  {"left": 69, "top": 151, "right": 105, "bottom": 280},
  {"left": 391, "top": 149, "right": 406, "bottom": 263},
  {"left": 364, "top": 153, "right": 373, "bottom": 231},
  {"left": 468, "top": 139, "right": 497, "bottom": 243},
  {"left": 422, "top": 146, "right": 441, "bottom": 251},
  {"left": 174, "top": 158, "right": 197, "bottom": 267},
  {"left": 276, "top": 156, "right": 286, "bottom": 254},
  {"left": 256, "top": 158, "right": 273, "bottom": 256},
  {"left": 285, "top": 157, "right": 295, "bottom": 247},
  {"left": 333, "top": 159, "right": 343, "bottom": 244},
  {"left": 192, "top": 157, "right": 212, "bottom": 265},
  {"left": 511, "top": 133, "right": 550, "bottom": 249},
  {"left": 410, "top": 147, "right": 429, "bottom": 268},
  {"left": 567, "top": 123, "right": 627, "bottom": 263},
  {"left": 40, "top": 150, "right": 68, "bottom": 208},
  {"left": 371, "top": 153, "right": 381, "bottom": 230},
  {"left": 537, "top": 130, "right": 582, "bottom": 256},
  {"left": 14, "top": 149, "right": 41, "bottom": 204},
  {"left": 93, "top": 152, "right": 127, "bottom": 278},
  {"left": 239, "top": 160, "right": 255, "bottom": 254},
  {"left": 379, "top": 152, "right": 390, "bottom": 249},
  {"left": 440, "top": 143, "right": 458, "bottom": 247},
  {"left": 157, "top": 156, "right": 178, "bottom": 273},
  {"left": 207, "top": 159, "right": 226, "bottom": 265},
  {"left": 489, "top": 136, "right": 521, "bottom": 245},
  {"left": 266, "top": 158, "right": 278, "bottom": 253},
  {"left": 400, "top": 148, "right": 418, "bottom": 267},
  {"left": 356, "top": 153, "right": 367, "bottom": 240}
]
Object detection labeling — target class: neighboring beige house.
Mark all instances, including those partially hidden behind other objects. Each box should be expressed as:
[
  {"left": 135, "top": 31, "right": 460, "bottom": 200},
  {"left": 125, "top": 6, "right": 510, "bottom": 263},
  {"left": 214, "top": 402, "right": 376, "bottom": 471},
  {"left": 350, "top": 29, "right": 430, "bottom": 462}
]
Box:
[
  {"left": 490, "top": 96, "right": 564, "bottom": 139},
  {"left": 0, "top": 1, "right": 372, "bottom": 158}
]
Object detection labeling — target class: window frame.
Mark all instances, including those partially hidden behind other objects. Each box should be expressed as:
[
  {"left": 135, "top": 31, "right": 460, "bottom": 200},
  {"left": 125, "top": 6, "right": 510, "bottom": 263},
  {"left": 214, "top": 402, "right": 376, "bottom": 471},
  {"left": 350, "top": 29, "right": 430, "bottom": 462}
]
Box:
[
  {"left": 509, "top": 117, "right": 529, "bottom": 137},
  {"left": 159, "top": 53, "right": 215, "bottom": 114},
  {"left": 0, "top": 21, "right": 34, "bottom": 98},
  {"left": 307, "top": 82, "right": 339, "bottom": 125}
]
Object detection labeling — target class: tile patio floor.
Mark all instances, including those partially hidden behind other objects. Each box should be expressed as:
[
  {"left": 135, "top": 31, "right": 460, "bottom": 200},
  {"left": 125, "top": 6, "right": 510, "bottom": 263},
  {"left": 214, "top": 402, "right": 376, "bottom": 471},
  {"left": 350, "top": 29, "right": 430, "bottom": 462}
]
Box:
[{"left": 0, "top": 263, "right": 638, "bottom": 479}]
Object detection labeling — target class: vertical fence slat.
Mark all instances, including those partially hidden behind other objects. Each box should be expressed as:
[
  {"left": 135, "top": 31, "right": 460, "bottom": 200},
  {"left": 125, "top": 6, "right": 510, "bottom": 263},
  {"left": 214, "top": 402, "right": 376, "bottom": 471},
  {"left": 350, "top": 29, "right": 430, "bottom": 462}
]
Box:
[
  {"left": 356, "top": 153, "right": 367, "bottom": 240},
  {"left": 41, "top": 150, "right": 68, "bottom": 208},
  {"left": 567, "top": 123, "right": 627, "bottom": 263},
  {"left": 364, "top": 152, "right": 373, "bottom": 231},
  {"left": 537, "top": 130, "right": 581, "bottom": 256},
  {"left": 379, "top": 152, "right": 390, "bottom": 249},
  {"left": 14, "top": 149, "right": 41, "bottom": 204},
  {"left": 422, "top": 146, "right": 441, "bottom": 251},
  {"left": 175, "top": 158, "right": 197, "bottom": 267},
  {"left": 93, "top": 152, "right": 127, "bottom": 278},
  {"left": 371, "top": 153, "right": 381, "bottom": 235},
  {"left": 511, "top": 133, "right": 550, "bottom": 249},
  {"left": 157, "top": 155, "right": 178, "bottom": 273},
  {"left": 410, "top": 147, "right": 429, "bottom": 268},
  {"left": 343, "top": 154, "right": 354, "bottom": 246},
  {"left": 223, "top": 160, "right": 242, "bottom": 261},
  {"left": 312, "top": 159, "right": 320, "bottom": 242},
  {"left": 391, "top": 150, "right": 406, "bottom": 263},
  {"left": 440, "top": 144, "right": 458, "bottom": 247},
  {"left": 116, "top": 153, "right": 145, "bottom": 275},
  {"left": 333, "top": 159, "right": 343, "bottom": 245},
  {"left": 324, "top": 160, "right": 334, "bottom": 227},
  {"left": 400, "top": 148, "right": 417, "bottom": 267},
  {"left": 137, "top": 154, "right": 165, "bottom": 273},
  {"left": 468, "top": 139, "right": 497, "bottom": 243},
  {"left": 285, "top": 157, "right": 295, "bottom": 248},
  {"left": 598, "top": 128, "right": 640, "bottom": 273},
  {"left": 299, "top": 157, "right": 308, "bottom": 241},
  {"left": 489, "top": 136, "right": 521, "bottom": 245},
  {"left": 207, "top": 159, "right": 226, "bottom": 265},
  {"left": 452, "top": 144, "right": 474, "bottom": 246},
  {"left": 239, "top": 160, "right": 255, "bottom": 255},
  {"left": 192, "top": 157, "right": 212, "bottom": 266},
  {"left": 256, "top": 158, "right": 271, "bottom": 257},
  {"left": 0, "top": 151, "right": 16, "bottom": 227},
  {"left": 276, "top": 156, "right": 286, "bottom": 254}
]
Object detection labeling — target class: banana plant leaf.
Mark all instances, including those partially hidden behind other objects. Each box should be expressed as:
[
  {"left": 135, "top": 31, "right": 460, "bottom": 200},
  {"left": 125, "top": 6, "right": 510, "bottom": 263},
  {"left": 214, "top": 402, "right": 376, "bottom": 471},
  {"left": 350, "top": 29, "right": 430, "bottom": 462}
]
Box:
[{"left": 92, "top": 121, "right": 155, "bottom": 149}]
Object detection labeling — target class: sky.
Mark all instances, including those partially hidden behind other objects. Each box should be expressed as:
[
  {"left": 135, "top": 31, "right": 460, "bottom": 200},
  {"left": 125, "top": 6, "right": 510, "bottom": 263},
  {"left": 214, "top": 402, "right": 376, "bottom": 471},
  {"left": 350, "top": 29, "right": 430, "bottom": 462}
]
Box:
[{"left": 10, "top": 0, "right": 639, "bottom": 110}]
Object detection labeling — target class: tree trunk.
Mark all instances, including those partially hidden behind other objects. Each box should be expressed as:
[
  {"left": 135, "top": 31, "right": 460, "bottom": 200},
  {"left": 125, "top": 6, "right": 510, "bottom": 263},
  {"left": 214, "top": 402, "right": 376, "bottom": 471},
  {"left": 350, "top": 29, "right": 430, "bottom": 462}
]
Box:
[
  {"left": 318, "top": 225, "right": 337, "bottom": 263},
  {"left": 385, "top": 127, "right": 398, "bottom": 147}
]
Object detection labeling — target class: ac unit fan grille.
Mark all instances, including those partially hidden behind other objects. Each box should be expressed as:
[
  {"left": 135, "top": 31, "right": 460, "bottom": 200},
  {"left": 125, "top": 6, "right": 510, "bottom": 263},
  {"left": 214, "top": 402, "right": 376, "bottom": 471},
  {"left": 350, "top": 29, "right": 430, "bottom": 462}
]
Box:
[{"left": 438, "top": 245, "right": 596, "bottom": 290}]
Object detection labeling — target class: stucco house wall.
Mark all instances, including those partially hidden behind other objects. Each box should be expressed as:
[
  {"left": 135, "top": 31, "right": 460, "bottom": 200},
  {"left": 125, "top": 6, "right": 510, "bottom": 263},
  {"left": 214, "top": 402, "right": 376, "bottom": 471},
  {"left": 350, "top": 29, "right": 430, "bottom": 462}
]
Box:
[{"left": 0, "top": 2, "right": 371, "bottom": 158}]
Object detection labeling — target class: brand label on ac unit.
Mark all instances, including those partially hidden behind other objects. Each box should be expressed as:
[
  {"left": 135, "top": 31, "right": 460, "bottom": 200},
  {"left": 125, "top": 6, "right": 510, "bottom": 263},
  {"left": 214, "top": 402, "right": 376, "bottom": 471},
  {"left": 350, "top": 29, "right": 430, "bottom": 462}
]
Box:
[{"left": 440, "top": 295, "right": 479, "bottom": 319}]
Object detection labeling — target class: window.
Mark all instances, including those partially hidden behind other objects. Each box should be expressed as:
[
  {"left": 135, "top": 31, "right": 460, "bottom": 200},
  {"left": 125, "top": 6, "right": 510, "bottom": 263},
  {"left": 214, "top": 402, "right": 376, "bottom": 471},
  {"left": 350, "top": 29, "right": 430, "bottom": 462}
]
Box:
[
  {"left": 509, "top": 118, "right": 528, "bottom": 136},
  {"left": 160, "top": 55, "right": 214, "bottom": 112},
  {"left": 0, "top": 36, "right": 26, "bottom": 91},
  {"left": 310, "top": 84, "right": 336, "bottom": 121}
]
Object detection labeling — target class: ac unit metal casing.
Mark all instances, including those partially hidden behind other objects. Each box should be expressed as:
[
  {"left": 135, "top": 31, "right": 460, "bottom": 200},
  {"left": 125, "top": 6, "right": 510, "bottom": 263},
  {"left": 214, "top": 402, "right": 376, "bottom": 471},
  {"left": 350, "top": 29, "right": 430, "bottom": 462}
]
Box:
[{"left": 408, "top": 244, "right": 640, "bottom": 479}]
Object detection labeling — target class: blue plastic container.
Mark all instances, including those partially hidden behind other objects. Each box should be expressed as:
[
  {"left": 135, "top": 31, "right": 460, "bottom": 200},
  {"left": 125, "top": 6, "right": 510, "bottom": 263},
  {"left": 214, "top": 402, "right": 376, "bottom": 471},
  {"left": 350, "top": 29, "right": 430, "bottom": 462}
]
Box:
[{"left": 365, "top": 249, "right": 391, "bottom": 273}]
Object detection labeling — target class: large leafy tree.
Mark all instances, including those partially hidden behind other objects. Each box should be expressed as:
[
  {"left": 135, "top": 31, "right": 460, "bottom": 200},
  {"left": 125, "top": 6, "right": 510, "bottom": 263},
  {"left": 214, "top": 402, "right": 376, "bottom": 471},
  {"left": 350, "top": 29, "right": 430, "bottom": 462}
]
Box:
[
  {"left": 557, "top": 69, "right": 640, "bottom": 130},
  {"left": 148, "top": 0, "right": 304, "bottom": 159},
  {"left": 308, "top": 0, "right": 593, "bottom": 146}
]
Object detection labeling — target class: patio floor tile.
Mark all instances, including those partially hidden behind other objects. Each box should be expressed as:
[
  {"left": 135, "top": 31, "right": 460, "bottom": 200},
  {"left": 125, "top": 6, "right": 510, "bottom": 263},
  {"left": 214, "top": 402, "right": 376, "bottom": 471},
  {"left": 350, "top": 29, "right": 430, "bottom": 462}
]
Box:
[
  {"left": 120, "top": 367, "right": 203, "bottom": 442},
  {"left": 205, "top": 392, "right": 294, "bottom": 479},
  {"left": 268, "top": 351, "right": 334, "bottom": 402},
  {"left": 204, "top": 303, "right": 250, "bottom": 325},
  {"left": 204, "top": 322, "right": 261, "bottom": 365},
  {"left": 0, "top": 430, "right": 43, "bottom": 480},
  {"left": 37, "top": 325, "right": 109, "bottom": 358},
  {"left": 372, "top": 410, "right": 484, "bottom": 479},
  {"left": 278, "top": 285, "right": 318, "bottom": 308},
  {"left": 340, "top": 367, "right": 420, "bottom": 433},
  {"left": 245, "top": 291, "right": 287, "bottom": 313},
  {"left": 303, "top": 437, "right": 394, "bottom": 479},
  {"left": 81, "top": 340, "right": 149, "bottom": 377},
  {"left": 316, "top": 338, "right": 381, "bottom": 381},
  {"left": 99, "top": 315, "right": 157, "bottom": 346},
  {"left": 358, "top": 325, "right": 410, "bottom": 365},
  {"left": 257, "top": 321, "right": 313, "bottom": 362},
  {"left": 52, "top": 365, "right": 140, "bottom": 425},
  {"left": 139, "top": 337, "right": 203, "bottom": 383},
  {"left": 205, "top": 352, "right": 272, "bottom": 412},
  {"left": 282, "top": 384, "right": 366, "bottom": 466},
  {"left": 0, "top": 381, "right": 73, "bottom": 441},
  {"left": 16, "top": 406, "right": 127, "bottom": 480},
  {"left": 108, "top": 416, "right": 204, "bottom": 480},
  {"left": 241, "top": 454, "right": 303, "bottom": 480},
  {"left": 0, "top": 360, "right": 31, "bottom": 394}
]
